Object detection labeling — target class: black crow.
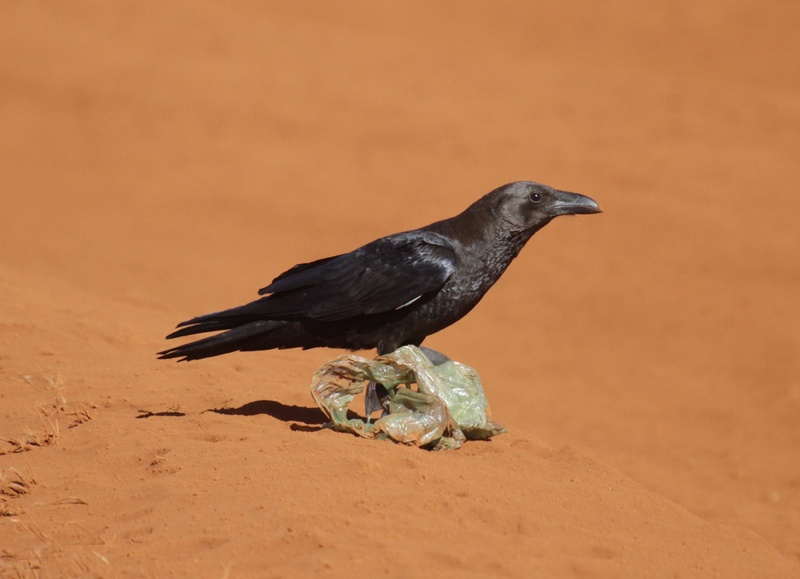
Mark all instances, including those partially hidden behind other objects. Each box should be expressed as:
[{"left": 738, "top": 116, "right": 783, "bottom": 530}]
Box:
[{"left": 159, "top": 182, "right": 600, "bottom": 368}]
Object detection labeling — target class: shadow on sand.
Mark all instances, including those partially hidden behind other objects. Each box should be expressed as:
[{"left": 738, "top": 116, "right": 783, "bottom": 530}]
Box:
[{"left": 207, "top": 399, "right": 328, "bottom": 425}]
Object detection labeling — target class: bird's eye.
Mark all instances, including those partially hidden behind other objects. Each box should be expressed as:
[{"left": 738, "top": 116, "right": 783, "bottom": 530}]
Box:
[{"left": 528, "top": 192, "right": 542, "bottom": 204}]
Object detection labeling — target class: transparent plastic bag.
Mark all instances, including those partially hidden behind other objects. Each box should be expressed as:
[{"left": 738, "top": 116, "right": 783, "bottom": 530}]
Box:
[{"left": 309, "top": 345, "right": 505, "bottom": 450}]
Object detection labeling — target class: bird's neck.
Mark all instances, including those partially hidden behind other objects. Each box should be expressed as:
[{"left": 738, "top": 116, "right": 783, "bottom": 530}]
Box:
[{"left": 431, "top": 202, "right": 548, "bottom": 279}]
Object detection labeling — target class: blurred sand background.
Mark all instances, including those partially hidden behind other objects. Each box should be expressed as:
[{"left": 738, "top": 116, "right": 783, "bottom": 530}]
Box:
[{"left": 1, "top": 1, "right": 799, "bottom": 576}]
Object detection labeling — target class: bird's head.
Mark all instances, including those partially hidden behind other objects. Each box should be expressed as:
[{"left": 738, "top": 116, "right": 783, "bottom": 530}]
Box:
[{"left": 487, "top": 181, "right": 602, "bottom": 233}]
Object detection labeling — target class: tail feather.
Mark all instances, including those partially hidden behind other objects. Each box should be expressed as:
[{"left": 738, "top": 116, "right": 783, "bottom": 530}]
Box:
[
  {"left": 158, "top": 320, "right": 287, "bottom": 361},
  {"left": 166, "top": 318, "right": 250, "bottom": 340},
  {"left": 172, "top": 299, "right": 272, "bottom": 330}
]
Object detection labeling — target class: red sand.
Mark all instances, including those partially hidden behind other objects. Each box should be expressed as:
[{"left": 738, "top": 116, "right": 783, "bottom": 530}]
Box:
[{"left": 2, "top": 1, "right": 799, "bottom": 576}]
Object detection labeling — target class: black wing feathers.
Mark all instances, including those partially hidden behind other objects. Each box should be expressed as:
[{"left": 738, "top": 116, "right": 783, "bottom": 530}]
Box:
[
  {"left": 261, "top": 232, "right": 456, "bottom": 321},
  {"left": 167, "top": 232, "right": 457, "bottom": 338},
  {"left": 263, "top": 254, "right": 343, "bottom": 291}
]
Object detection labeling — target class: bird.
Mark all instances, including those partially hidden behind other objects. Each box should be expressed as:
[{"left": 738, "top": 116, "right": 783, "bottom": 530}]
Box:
[{"left": 158, "top": 181, "right": 601, "bottom": 413}]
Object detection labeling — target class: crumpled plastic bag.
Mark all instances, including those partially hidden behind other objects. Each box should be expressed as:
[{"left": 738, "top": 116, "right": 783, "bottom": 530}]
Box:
[{"left": 309, "top": 345, "right": 506, "bottom": 450}]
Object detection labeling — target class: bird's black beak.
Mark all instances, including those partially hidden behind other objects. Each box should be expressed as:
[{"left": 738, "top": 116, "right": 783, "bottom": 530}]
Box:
[{"left": 551, "top": 189, "right": 602, "bottom": 216}]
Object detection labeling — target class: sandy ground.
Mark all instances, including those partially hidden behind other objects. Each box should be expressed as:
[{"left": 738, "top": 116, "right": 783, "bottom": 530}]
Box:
[{"left": 1, "top": 1, "right": 799, "bottom": 577}]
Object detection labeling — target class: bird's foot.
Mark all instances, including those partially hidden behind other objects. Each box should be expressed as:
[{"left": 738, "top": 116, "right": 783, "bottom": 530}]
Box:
[
  {"left": 419, "top": 346, "right": 451, "bottom": 366},
  {"left": 364, "top": 381, "right": 392, "bottom": 423}
]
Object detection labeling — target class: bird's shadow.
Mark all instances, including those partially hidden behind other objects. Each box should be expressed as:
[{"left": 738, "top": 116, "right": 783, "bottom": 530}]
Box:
[
  {"left": 138, "top": 399, "right": 364, "bottom": 433},
  {"left": 136, "top": 410, "right": 186, "bottom": 419},
  {"left": 206, "top": 399, "right": 328, "bottom": 427}
]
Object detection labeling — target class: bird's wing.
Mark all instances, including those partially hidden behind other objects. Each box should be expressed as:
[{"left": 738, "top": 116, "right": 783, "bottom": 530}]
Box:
[{"left": 257, "top": 231, "right": 457, "bottom": 321}]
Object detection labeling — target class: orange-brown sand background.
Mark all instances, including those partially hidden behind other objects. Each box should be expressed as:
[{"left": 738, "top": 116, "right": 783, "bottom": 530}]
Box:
[{"left": 1, "top": 1, "right": 799, "bottom": 577}]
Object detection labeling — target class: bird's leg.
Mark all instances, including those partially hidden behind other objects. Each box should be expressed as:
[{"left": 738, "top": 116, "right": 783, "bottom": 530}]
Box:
[
  {"left": 365, "top": 347, "right": 451, "bottom": 421},
  {"left": 364, "top": 381, "right": 392, "bottom": 423},
  {"left": 419, "top": 346, "right": 452, "bottom": 366}
]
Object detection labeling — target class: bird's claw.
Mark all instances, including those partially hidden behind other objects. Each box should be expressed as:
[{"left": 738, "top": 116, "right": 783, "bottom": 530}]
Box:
[{"left": 419, "top": 346, "right": 451, "bottom": 366}]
